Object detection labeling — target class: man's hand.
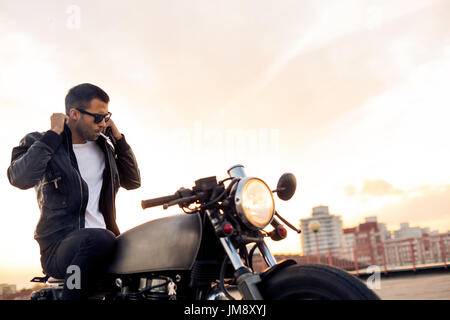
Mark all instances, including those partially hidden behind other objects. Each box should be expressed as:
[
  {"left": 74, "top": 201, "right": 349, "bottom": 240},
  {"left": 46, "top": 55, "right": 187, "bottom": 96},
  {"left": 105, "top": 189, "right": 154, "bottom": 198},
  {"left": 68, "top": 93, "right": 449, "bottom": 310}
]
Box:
[
  {"left": 50, "top": 113, "right": 69, "bottom": 135},
  {"left": 104, "top": 118, "right": 122, "bottom": 140}
]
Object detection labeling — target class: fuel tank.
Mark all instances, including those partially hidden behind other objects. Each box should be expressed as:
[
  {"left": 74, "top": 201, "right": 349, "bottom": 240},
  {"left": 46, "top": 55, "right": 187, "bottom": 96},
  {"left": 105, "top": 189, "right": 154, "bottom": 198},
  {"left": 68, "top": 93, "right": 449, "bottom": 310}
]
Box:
[{"left": 108, "top": 213, "right": 202, "bottom": 274}]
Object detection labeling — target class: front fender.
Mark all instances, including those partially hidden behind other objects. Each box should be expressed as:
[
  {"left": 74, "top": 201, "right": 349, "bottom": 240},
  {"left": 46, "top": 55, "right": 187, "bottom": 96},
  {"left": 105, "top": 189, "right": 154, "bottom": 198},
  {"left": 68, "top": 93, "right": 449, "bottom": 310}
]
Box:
[{"left": 259, "top": 259, "right": 297, "bottom": 283}]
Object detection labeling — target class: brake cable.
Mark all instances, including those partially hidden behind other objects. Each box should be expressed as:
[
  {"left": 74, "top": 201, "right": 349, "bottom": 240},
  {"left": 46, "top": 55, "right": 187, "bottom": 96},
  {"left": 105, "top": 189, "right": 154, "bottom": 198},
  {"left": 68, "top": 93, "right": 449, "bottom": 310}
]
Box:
[
  {"left": 200, "top": 178, "right": 239, "bottom": 209},
  {"left": 219, "top": 255, "right": 236, "bottom": 300}
]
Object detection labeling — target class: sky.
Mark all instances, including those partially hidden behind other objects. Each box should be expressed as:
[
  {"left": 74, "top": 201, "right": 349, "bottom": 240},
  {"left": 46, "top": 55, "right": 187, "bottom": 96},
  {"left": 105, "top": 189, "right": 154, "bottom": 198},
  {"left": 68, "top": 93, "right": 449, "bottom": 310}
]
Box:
[{"left": 1, "top": 0, "right": 450, "bottom": 289}]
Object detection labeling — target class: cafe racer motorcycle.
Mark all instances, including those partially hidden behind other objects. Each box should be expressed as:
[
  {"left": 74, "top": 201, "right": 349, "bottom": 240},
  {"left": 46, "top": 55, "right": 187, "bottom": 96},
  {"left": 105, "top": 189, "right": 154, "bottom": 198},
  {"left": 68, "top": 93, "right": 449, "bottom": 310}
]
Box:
[{"left": 31, "top": 164, "right": 379, "bottom": 300}]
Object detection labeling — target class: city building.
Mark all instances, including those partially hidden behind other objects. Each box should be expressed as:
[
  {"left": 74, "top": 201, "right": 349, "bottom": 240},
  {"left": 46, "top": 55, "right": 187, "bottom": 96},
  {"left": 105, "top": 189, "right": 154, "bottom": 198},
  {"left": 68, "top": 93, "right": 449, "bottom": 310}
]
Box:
[
  {"left": 300, "top": 205, "right": 344, "bottom": 255},
  {"left": 393, "top": 222, "right": 439, "bottom": 239},
  {"left": 365, "top": 216, "right": 391, "bottom": 241},
  {"left": 342, "top": 216, "right": 390, "bottom": 266},
  {"left": 0, "top": 284, "right": 17, "bottom": 296},
  {"left": 297, "top": 210, "right": 450, "bottom": 270}
]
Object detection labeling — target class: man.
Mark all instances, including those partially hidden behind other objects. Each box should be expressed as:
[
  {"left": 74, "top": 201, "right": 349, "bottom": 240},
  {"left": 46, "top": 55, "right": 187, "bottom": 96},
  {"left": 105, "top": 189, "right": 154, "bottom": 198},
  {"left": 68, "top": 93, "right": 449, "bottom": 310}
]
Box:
[{"left": 7, "top": 83, "right": 141, "bottom": 299}]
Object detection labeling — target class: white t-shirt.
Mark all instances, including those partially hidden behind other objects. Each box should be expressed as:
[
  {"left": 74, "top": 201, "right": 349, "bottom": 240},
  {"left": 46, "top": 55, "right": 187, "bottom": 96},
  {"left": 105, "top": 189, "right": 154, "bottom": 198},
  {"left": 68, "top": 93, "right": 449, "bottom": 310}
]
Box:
[{"left": 72, "top": 141, "right": 106, "bottom": 229}]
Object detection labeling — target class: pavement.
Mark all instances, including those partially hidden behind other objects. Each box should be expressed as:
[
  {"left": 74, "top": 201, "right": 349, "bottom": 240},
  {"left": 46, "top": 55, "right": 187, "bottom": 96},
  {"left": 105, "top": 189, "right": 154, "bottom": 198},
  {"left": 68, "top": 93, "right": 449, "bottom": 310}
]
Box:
[{"left": 370, "top": 272, "right": 450, "bottom": 300}]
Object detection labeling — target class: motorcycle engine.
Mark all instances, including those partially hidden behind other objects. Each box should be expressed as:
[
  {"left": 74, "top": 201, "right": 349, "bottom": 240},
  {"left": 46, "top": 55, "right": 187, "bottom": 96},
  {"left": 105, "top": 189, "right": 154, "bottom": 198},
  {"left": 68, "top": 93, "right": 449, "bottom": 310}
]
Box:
[{"left": 115, "top": 275, "right": 178, "bottom": 300}]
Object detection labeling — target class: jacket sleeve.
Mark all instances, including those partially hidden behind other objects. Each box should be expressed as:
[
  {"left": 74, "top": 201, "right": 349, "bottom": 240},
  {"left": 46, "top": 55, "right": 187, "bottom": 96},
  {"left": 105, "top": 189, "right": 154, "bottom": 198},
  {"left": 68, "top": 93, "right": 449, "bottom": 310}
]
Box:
[
  {"left": 114, "top": 134, "right": 141, "bottom": 190},
  {"left": 7, "top": 131, "right": 63, "bottom": 190}
]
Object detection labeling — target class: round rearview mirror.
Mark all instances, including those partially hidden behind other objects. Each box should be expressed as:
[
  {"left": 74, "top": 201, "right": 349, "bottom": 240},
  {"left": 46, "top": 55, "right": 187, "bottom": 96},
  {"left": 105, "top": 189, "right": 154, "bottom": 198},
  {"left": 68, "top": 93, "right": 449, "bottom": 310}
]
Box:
[{"left": 276, "top": 173, "right": 297, "bottom": 201}]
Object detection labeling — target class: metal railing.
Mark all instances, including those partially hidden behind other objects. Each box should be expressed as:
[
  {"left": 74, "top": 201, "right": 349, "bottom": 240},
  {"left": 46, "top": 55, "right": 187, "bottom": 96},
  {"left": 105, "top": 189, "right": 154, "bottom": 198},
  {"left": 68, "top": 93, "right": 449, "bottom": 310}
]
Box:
[
  {"left": 252, "top": 233, "right": 450, "bottom": 275},
  {"left": 300, "top": 233, "right": 450, "bottom": 275}
]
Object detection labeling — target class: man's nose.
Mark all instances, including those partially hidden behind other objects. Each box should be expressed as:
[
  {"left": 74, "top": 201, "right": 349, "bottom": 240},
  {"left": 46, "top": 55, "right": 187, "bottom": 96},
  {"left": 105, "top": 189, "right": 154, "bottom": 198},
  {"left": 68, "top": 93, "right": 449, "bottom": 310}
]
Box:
[{"left": 98, "top": 118, "right": 107, "bottom": 127}]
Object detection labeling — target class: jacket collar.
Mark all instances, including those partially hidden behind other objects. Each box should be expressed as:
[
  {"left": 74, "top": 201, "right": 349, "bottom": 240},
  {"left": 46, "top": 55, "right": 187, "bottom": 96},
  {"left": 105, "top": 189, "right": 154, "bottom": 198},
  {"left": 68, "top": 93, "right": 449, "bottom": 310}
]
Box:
[{"left": 62, "top": 123, "right": 109, "bottom": 149}]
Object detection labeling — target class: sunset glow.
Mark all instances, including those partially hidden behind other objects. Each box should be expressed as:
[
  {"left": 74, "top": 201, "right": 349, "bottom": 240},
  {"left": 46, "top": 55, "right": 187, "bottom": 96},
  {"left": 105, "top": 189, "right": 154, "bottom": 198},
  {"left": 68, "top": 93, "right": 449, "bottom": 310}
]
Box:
[{"left": 1, "top": 0, "right": 449, "bottom": 289}]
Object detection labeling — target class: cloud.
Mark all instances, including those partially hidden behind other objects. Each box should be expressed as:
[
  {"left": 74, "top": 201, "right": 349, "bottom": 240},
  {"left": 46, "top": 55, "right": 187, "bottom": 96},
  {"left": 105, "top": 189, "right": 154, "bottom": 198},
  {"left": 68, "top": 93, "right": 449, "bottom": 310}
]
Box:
[
  {"left": 344, "top": 185, "right": 357, "bottom": 196},
  {"left": 344, "top": 179, "right": 404, "bottom": 197},
  {"left": 377, "top": 184, "right": 450, "bottom": 232},
  {"left": 341, "top": 181, "right": 450, "bottom": 232},
  {"left": 360, "top": 179, "right": 404, "bottom": 197}
]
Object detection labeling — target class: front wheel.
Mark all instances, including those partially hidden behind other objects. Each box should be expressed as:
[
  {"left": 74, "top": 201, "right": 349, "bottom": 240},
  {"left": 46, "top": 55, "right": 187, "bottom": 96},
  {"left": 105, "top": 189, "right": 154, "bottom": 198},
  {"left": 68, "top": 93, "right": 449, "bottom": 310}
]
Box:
[{"left": 259, "top": 264, "right": 380, "bottom": 300}]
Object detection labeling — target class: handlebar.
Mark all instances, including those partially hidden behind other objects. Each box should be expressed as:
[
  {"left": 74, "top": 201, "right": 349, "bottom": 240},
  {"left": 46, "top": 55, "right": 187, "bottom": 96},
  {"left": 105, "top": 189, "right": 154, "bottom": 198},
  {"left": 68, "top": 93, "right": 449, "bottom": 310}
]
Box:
[
  {"left": 162, "top": 194, "right": 201, "bottom": 209},
  {"left": 141, "top": 187, "right": 197, "bottom": 210},
  {"left": 141, "top": 194, "right": 180, "bottom": 209},
  {"left": 142, "top": 187, "right": 210, "bottom": 211}
]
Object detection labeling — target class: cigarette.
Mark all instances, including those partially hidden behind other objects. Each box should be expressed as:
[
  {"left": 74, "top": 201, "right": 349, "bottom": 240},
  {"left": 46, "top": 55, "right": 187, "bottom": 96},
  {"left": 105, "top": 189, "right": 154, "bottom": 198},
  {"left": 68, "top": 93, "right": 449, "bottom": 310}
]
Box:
[{"left": 100, "top": 131, "right": 116, "bottom": 152}]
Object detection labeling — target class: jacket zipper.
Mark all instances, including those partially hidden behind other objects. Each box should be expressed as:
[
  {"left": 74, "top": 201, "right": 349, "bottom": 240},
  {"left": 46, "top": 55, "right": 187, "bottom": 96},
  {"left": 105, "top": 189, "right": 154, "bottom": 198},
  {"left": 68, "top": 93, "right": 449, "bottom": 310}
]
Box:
[
  {"left": 75, "top": 169, "right": 83, "bottom": 230},
  {"left": 65, "top": 132, "right": 84, "bottom": 230},
  {"left": 106, "top": 140, "right": 114, "bottom": 220}
]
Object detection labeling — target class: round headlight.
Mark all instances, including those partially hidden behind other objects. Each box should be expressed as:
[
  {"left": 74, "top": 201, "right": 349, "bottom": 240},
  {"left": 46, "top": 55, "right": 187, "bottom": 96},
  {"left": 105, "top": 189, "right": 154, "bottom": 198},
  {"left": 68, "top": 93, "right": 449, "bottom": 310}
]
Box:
[{"left": 234, "top": 177, "right": 275, "bottom": 230}]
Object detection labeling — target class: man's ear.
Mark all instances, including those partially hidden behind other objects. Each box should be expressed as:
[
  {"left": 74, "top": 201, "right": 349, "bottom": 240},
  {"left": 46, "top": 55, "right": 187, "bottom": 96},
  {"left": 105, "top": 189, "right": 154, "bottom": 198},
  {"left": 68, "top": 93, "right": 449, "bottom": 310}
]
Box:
[{"left": 69, "top": 108, "right": 80, "bottom": 121}]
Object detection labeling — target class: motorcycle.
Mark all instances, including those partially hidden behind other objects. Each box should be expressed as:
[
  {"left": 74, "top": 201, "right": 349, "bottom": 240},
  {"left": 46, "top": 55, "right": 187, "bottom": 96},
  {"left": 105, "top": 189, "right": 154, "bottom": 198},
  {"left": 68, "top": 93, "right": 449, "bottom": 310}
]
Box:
[{"left": 30, "top": 164, "right": 379, "bottom": 300}]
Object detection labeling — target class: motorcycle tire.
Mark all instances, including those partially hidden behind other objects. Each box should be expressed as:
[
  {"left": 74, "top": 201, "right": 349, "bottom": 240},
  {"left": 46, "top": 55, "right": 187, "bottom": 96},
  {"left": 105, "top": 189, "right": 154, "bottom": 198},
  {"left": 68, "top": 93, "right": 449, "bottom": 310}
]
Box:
[{"left": 259, "top": 264, "right": 380, "bottom": 300}]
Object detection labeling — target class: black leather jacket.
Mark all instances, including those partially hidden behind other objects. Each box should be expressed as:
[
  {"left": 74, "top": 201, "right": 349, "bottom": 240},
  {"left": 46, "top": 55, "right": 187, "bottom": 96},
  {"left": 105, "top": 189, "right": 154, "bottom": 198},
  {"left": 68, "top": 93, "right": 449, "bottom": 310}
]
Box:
[{"left": 7, "top": 124, "right": 141, "bottom": 254}]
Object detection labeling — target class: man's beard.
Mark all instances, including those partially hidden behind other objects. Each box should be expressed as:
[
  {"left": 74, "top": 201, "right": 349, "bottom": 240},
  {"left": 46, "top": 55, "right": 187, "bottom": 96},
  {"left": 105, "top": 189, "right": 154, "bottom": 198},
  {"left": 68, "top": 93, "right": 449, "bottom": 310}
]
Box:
[{"left": 77, "top": 121, "right": 98, "bottom": 141}]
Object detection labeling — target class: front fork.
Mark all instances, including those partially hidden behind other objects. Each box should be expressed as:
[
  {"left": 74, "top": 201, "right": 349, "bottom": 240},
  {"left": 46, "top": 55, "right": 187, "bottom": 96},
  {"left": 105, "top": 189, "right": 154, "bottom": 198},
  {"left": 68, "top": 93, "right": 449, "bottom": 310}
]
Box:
[
  {"left": 219, "top": 237, "right": 277, "bottom": 270},
  {"left": 220, "top": 237, "right": 276, "bottom": 300},
  {"left": 206, "top": 208, "right": 276, "bottom": 300}
]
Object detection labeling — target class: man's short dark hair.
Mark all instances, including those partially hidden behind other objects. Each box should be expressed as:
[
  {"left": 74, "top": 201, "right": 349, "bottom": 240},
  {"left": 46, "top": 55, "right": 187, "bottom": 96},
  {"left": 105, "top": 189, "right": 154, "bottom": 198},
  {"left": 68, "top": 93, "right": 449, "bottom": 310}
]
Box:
[{"left": 65, "top": 83, "right": 110, "bottom": 115}]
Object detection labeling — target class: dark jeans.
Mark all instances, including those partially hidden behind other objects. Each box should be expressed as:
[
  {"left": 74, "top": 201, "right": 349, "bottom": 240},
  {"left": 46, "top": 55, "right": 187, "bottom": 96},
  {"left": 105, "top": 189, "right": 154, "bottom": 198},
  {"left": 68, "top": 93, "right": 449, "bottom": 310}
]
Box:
[{"left": 41, "top": 228, "right": 116, "bottom": 300}]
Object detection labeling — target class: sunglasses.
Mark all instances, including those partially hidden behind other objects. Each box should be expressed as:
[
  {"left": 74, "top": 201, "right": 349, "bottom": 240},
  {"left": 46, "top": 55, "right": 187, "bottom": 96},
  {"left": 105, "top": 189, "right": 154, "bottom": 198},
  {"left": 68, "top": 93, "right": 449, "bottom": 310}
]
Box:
[{"left": 76, "top": 108, "right": 112, "bottom": 124}]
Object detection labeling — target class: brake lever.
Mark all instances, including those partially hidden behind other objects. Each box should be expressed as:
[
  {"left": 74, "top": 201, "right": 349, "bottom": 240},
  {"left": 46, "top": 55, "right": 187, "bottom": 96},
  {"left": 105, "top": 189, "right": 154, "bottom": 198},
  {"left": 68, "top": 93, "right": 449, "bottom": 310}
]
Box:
[{"left": 163, "top": 194, "right": 200, "bottom": 210}]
